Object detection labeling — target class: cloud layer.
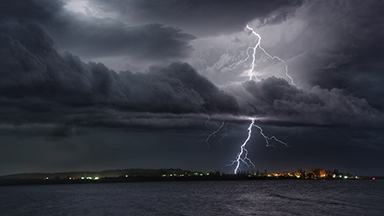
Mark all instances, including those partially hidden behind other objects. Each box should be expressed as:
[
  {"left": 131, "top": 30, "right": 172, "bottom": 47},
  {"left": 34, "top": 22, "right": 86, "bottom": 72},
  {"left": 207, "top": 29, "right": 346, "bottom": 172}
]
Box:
[
  {"left": 90, "top": 0, "right": 304, "bottom": 36},
  {"left": 0, "top": 21, "right": 238, "bottom": 127},
  {"left": 233, "top": 77, "right": 383, "bottom": 127},
  {"left": 188, "top": 0, "right": 384, "bottom": 114},
  {"left": 1, "top": 20, "right": 382, "bottom": 130},
  {"left": 1, "top": 0, "right": 384, "bottom": 177},
  {"left": 0, "top": 0, "right": 196, "bottom": 63}
]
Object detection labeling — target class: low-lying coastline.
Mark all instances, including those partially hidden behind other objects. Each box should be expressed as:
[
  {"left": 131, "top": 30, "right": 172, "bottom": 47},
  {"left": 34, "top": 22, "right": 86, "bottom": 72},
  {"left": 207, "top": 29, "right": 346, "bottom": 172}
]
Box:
[{"left": 1, "top": 168, "right": 378, "bottom": 186}]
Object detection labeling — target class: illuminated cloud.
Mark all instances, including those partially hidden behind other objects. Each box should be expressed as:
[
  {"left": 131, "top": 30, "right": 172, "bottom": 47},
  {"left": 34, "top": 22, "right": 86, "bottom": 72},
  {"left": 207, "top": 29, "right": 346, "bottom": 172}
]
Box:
[
  {"left": 235, "top": 77, "right": 383, "bottom": 127},
  {"left": 1, "top": 20, "right": 382, "bottom": 131},
  {"left": 0, "top": 0, "right": 196, "bottom": 65}
]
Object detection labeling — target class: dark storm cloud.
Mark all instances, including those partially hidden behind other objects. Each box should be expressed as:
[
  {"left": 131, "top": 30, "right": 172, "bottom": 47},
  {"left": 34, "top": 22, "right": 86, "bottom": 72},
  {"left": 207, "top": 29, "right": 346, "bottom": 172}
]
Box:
[
  {"left": 0, "top": 0, "right": 195, "bottom": 61},
  {"left": 0, "top": 20, "right": 237, "bottom": 129},
  {"left": 278, "top": 0, "right": 384, "bottom": 112},
  {"left": 91, "top": 0, "right": 304, "bottom": 36},
  {"left": 0, "top": 0, "right": 383, "bottom": 178},
  {"left": 45, "top": 18, "right": 195, "bottom": 60},
  {"left": 1, "top": 20, "right": 383, "bottom": 132},
  {"left": 234, "top": 77, "right": 383, "bottom": 128},
  {"left": 0, "top": 0, "right": 64, "bottom": 20}
]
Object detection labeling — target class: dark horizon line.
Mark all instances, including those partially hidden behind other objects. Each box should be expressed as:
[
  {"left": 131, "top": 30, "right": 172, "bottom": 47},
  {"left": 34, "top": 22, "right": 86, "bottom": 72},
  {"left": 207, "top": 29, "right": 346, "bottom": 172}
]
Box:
[{"left": 1, "top": 167, "right": 380, "bottom": 179}]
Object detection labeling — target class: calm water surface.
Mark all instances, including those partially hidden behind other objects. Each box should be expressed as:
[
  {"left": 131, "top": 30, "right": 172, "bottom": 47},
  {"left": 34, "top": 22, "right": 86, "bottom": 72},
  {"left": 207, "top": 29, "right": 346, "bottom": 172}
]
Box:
[{"left": 1, "top": 180, "right": 383, "bottom": 216}]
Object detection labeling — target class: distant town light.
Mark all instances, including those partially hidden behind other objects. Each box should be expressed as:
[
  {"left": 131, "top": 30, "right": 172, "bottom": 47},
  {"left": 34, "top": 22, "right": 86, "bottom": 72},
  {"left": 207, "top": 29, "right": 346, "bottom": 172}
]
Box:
[
  {"left": 344, "top": 176, "right": 348, "bottom": 179},
  {"left": 94, "top": 177, "right": 99, "bottom": 180}
]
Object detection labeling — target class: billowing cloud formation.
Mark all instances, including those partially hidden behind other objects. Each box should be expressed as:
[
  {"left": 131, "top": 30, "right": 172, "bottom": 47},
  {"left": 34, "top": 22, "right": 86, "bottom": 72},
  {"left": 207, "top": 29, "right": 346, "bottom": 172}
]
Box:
[
  {"left": 91, "top": 0, "right": 304, "bottom": 36},
  {"left": 0, "top": 0, "right": 195, "bottom": 62},
  {"left": 1, "top": 0, "right": 384, "bottom": 178},
  {"left": 0, "top": 21, "right": 238, "bottom": 127},
  {"left": 1, "top": 20, "right": 383, "bottom": 130},
  {"left": 190, "top": 0, "right": 384, "bottom": 113},
  {"left": 54, "top": 22, "right": 195, "bottom": 60},
  {"left": 233, "top": 77, "right": 383, "bottom": 127}
]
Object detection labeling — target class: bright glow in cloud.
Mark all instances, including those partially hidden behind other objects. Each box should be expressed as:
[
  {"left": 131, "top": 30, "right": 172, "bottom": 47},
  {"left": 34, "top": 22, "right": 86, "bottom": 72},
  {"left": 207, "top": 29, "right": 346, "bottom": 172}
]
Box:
[
  {"left": 245, "top": 25, "right": 294, "bottom": 85},
  {"left": 64, "top": 0, "right": 88, "bottom": 14}
]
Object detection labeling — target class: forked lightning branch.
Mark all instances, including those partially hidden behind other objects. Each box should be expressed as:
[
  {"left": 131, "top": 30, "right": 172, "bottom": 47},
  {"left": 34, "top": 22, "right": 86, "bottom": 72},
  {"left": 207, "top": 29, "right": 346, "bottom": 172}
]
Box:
[{"left": 230, "top": 25, "right": 293, "bottom": 174}]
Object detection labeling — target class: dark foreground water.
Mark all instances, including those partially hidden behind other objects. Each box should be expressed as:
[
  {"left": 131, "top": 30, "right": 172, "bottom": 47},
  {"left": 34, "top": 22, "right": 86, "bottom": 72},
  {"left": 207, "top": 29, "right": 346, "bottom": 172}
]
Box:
[{"left": 1, "top": 180, "right": 383, "bottom": 216}]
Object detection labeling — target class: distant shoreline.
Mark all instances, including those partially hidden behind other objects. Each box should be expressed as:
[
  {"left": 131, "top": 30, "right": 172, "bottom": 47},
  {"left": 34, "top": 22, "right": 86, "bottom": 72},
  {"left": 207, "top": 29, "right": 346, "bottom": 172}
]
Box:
[
  {"left": 1, "top": 175, "right": 379, "bottom": 187},
  {"left": 1, "top": 168, "right": 380, "bottom": 186}
]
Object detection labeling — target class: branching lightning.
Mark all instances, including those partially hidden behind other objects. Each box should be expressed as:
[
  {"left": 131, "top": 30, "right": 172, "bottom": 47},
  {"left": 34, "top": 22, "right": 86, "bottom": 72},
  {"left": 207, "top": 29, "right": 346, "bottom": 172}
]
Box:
[
  {"left": 253, "top": 124, "right": 288, "bottom": 148},
  {"left": 228, "top": 119, "right": 287, "bottom": 174},
  {"left": 205, "top": 115, "right": 211, "bottom": 127},
  {"left": 227, "top": 25, "right": 292, "bottom": 174},
  {"left": 202, "top": 121, "right": 226, "bottom": 149},
  {"left": 245, "top": 25, "right": 294, "bottom": 85},
  {"left": 218, "top": 121, "right": 229, "bottom": 146},
  {"left": 228, "top": 119, "right": 256, "bottom": 174},
  {"left": 200, "top": 25, "right": 292, "bottom": 174}
]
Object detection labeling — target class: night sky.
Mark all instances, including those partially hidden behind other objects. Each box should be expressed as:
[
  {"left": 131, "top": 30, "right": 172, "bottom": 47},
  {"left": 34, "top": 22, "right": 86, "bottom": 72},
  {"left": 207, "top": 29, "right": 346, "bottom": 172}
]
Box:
[{"left": 1, "top": 0, "right": 383, "bottom": 176}]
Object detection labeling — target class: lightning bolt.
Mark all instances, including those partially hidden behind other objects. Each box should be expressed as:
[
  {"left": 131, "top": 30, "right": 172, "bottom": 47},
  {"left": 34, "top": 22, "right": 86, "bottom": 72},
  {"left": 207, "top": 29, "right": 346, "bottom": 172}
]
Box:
[
  {"left": 202, "top": 121, "right": 226, "bottom": 149},
  {"left": 218, "top": 121, "right": 229, "bottom": 146},
  {"left": 253, "top": 124, "right": 288, "bottom": 148},
  {"left": 227, "top": 25, "right": 293, "bottom": 174},
  {"left": 228, "top": 119, "right": 256, "bottom": 174},
  {"left": 246, "top": 25, "right": 294, "bottom": 85},
  {"left": 228, "top": 119, "right": 287, "bottom": 174},
  {"left": 205, "top": 115, "right": 210, "bottom": 127}
]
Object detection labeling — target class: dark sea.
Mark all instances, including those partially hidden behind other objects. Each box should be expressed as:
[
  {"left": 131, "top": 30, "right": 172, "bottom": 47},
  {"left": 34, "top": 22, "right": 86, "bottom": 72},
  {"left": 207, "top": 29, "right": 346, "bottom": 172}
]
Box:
[{"left": 1, "top": 180, "right": 383, "bottom": 216}]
